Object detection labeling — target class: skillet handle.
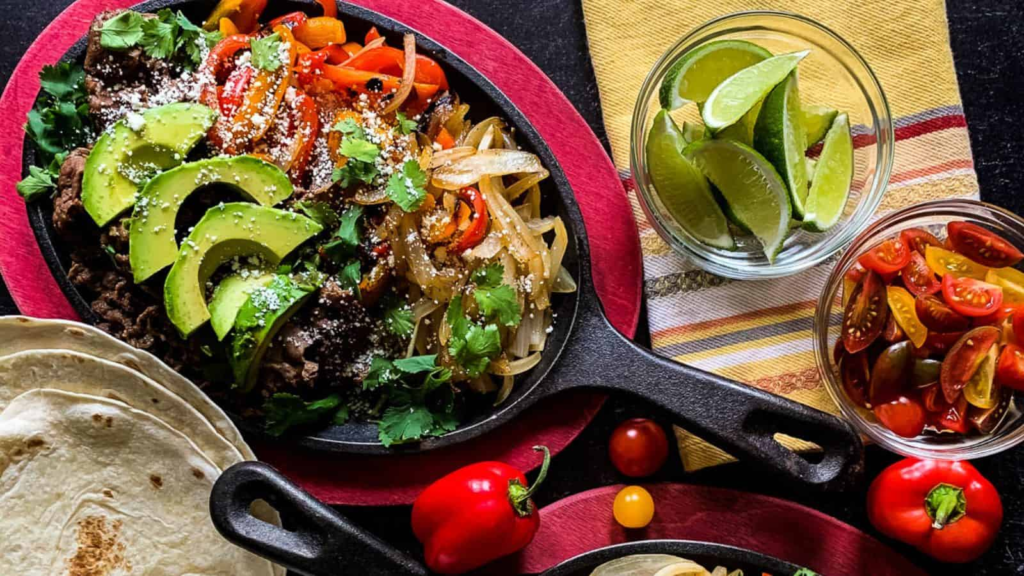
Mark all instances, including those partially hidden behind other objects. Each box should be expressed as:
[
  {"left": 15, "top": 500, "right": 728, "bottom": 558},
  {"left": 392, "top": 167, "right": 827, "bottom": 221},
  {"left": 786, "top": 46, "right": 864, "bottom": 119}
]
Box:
[
  {"left": 554, "top": 307, "right": 864, "bottom": 490},
  {"left": 210, "top": 461, "right": 429, "bottom": 576}
]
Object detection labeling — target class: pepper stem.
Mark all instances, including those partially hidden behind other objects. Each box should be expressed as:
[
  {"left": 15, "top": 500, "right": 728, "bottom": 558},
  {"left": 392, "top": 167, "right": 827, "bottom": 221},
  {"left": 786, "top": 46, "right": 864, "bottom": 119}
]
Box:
[
  {"left": 924, "top": 483, "right": 967, "bottom": 529},
  {"left": 507, "top": 446, "right": 551, "bottom": 518}
]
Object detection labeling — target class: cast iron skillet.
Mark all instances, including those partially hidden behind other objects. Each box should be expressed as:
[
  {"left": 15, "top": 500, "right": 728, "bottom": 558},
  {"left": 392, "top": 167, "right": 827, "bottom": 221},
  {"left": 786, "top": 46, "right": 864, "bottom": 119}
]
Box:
[
  {"left": 210, "top": 462, "right": 806, "bottom": 576},
  {"left": 25, "top": 0, "right": 862, "bottom": 486}
]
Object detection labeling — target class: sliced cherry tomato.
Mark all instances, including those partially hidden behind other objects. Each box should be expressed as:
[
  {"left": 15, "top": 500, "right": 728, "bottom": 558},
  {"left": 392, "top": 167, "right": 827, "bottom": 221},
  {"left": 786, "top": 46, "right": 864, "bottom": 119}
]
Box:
[
  {"left": 924, "top": 330, "right": 966, "bottom": 355},
  {"left": 841, "top": 352, "right": 870, "bottom": 407},
  {"left": 936, "top": 394, "right": 970, "bottom": 434},
  {"left": 1014, "top": 309, "right": 1024, "bottom": 343},
  {"left": 985, "top": 267, "right": 1024, "bottom": 304},
  {"left": 940, "top": 326, "right": 1000, "bottom": 402},
  {"left": 925, "top": 245, "right": 989, "bottom": 280},
  {"left": 883, "top": 314, "right": 905, "bottom": 343},
  {"left": 947, "top": 221, "right": 1024, "bottom": 268},
  {"left": 964, "top": 346, "right": 1000, "bottom": 409},
  {"left": 915, "top": 294, "right": 970, "bottom": 332},
  {"left": 920, "top": 384, "right": 947, "bottom": 412},
  {"left": 887, "top": 286, "right": 928, "bottom": 348},
  {"left": 874, "top": 395, "right": 927, "bottom": 438},
  {"left": 900, "top": 252, "right": 940, "bottom": 297},
  {"left": 842, "top": 270, "right": 889, "bottom": 354},
  {"left": 870, "top": 341, "right": 913, "bottom": 406},
  {"left": 900, "top": 227, "right": 943, "bottom": 256},
  {"left": 842, "top": 262, "right": 867, "bottom": 307},
  {"left": 612, "top": 486, "right": 655, "bottom": 529},
  {"left": 365, "top": 26, "right": 382, "bottom": 44},
  {"left": 608, "top": 418, "right": 669, "bottom": 478},
  {"left": 968, "top": 393, "right": 1012, "bottom": 434},
  {"left": 973, "top": 304, "right": 1017, "bottom": 328},
  {"left": 859, "top": 237, "right": 912, "bottom": 275},
  {"left": 912, "top": 358, "right": 942, "bottom": 388},
  {"left": 996, "top": 343, "right": 1024, "bottom": 391},
  {"left": 942, "top": 274, "right": 1004, "bottom": 318}
]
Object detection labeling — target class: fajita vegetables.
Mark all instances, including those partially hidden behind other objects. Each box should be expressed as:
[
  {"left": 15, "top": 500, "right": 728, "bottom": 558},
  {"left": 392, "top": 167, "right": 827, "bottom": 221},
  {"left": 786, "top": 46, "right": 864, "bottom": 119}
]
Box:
[
  {"left": 588, "top": 555, "right": 819, "bottom": 576},
  {"left": 17, "top": 0, "right": 574, "bottom": 446},
  {"left": 834, "top": 221, "right": 1024, "bottom": 439}
]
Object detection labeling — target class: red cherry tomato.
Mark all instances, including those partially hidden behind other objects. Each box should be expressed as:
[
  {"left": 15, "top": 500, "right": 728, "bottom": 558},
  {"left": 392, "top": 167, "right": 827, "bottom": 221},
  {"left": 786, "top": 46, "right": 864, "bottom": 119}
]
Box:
[
  {"left": 973, "top": 304, "right": 1017, "bottom": 327},
  {"left": 874, "top": 395, "right": 927, "bottom": 438},
  {"left": 1014, "top": 309, "right": 1024, "bottom": 343},
  {"left": 900, "top": 228, "right": 943, "bottom": 256},
  {"left": 941, "top": 275, "right": 1004, "bottom": 317},
  {"left": 935, "top": 394, "right": 970, "bottom": 434},
  {"left": 900, "top": 252, "right": 941, "bottom": 297},
  {"left": 996, "top": 343, "right": 1024, "bottom": 391},
  {"left": 608, "top": 418, "right": 669, "bottom": 477},
  {"left": 947, "top": 221, "right": 1024, "bottom": 268},
  {"left": 915, "top": 294, "right": 970, "bottom": 331},
  {"left": 859, "top": 238, "right": 912, "bottom": 275}
]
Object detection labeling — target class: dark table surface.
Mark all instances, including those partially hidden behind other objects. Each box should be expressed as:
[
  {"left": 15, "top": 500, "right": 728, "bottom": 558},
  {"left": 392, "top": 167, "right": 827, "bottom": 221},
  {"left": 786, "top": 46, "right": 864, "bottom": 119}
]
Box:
[{"left": 1, "top": 1, "right": 1023, "bottom": 574}]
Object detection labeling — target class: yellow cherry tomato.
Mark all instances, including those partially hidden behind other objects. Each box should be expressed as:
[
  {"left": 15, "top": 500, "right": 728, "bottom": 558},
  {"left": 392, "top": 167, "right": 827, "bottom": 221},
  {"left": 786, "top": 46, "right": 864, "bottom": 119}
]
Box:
[
  {"left": 613, "top": 486, "right": 654, "bottom": 528},
  {"left": 925, "top": 246, "right": 989, "bottom": 280},
  {"left": 886, "top": 285, "right": 928, "bottom": 348},
  {"left": 986, "top": 267, "right": 1024, "bottom": 304}
]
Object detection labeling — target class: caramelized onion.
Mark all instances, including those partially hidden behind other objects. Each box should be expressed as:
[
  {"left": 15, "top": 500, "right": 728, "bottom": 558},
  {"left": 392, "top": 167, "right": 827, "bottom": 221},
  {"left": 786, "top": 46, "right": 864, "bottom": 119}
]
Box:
[
  {"left": 432, "top": 149, "right": 548, "bottom": 190},
  {"left": 383, "top": 33, "right": 416, "bottom": 115}
]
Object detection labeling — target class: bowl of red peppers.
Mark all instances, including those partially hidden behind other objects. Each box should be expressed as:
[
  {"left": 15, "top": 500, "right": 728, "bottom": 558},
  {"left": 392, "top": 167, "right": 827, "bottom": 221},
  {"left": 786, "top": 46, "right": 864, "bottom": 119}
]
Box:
[{"left": 815, "top": 198, "right": 1024, "bottom": 459}]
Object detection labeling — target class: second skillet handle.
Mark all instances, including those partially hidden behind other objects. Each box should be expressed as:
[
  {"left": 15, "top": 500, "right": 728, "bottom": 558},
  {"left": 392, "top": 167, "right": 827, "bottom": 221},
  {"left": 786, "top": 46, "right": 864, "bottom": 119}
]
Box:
[
  {"left": 210, "top": 462, "right": 429, "bottom": 576},
  {"left": 553, "top": 308, "right": 864, "bottom": 490}
]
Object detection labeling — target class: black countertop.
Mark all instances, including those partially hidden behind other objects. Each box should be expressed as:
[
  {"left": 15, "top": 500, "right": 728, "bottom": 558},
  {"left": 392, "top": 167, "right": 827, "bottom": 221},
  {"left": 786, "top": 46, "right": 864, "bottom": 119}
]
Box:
[{"left": 1, "top": 1, "right": 1022, "bottom": 574}]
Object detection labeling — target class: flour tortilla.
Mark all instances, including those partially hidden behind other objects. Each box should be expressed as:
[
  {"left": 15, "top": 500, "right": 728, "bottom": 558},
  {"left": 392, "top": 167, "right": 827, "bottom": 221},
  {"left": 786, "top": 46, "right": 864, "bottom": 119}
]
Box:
[
  {"left": 0, "top": 349, "right": 243, "bottom": 471},
  {"left": 0, "top": 316, "right": 251, "bottom": 459},
  {"left": 0, "top": 389, "right": 276, "bottom": 575}
]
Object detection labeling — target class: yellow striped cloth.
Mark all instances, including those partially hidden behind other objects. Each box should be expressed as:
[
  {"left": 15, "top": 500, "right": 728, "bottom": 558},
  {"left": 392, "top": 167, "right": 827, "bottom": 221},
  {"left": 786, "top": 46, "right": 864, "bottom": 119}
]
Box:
[{"left": 581, "top": 0, "right": 979, "bottom": 471}]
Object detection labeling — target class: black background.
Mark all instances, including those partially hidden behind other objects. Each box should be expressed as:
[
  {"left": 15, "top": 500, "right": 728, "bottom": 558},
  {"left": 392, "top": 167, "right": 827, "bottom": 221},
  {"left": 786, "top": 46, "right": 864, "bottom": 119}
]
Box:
[{"left": 1, "top": 0, "right": 1023, "bottom": 574}]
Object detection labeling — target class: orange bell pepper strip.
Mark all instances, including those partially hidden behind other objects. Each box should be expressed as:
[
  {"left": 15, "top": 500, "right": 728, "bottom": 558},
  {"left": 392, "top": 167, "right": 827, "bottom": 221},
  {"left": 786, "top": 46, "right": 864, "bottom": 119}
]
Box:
[
  {"left": 294, "top": 17, "right": 346, "bottom": 49},
  {"left": 203, "top": 0, "right": 241, "bottom": 31},
  {"left": 281, "top": 89, "right": 320, "bottom": 184},
  {"left": 342, "top": 42, "right": 362, "bottom": 56},
  {"left": 315, "top": 0, "right": 337, "bottom": 18},
  {"left": 435, "top": 127, "right": 455, "bottom": 150},
  {"left": 345, "top": 46, "right": 448, "bottom": 90},
  {"left": 451, "top": 187, "right": 488, "bottom": 253},
  {"left": 365, "top": 26, "right": 382, "bottom": 44},
  {"left": 219, "top": 17, "right": 240, "bottom": 36},
  {"left": 320, "top": 65, "right": 439, "bottom": 99},
  {"left": 233, "top": 0, "right": 267, "bottom": 33}
]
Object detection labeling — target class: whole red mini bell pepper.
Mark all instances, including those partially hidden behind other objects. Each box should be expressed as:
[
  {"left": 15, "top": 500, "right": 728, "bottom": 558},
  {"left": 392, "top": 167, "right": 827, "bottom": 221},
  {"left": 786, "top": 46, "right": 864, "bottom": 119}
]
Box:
[
  {"left": 867, "top": 458, "right": 1002, "bottom": 563},
  {"left": 412, "top": 446, "right": 550, "bottom": 574}
]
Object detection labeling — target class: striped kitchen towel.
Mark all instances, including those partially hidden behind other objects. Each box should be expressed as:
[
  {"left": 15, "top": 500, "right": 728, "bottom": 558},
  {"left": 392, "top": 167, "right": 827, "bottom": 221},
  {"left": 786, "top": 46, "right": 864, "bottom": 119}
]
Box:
[{"left": 581, "top": 0, "right": 978, "bottom": 471}]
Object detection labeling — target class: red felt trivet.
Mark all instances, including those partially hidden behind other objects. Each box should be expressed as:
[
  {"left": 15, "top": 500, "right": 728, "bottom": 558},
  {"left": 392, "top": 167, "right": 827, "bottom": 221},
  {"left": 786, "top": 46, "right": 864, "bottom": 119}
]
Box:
[
  {"left": 0, "top": 0, "right": 641, "bottom": 504},
  {"left": 498, "top": 484, "right": 925, "bottom": 575}
]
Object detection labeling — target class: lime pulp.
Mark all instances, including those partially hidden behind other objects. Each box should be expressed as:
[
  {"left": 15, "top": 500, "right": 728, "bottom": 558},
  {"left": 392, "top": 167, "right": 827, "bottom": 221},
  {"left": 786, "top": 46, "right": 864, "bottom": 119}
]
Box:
[
  {"left": 701, "top": 50, "right": 809, "bottom": 133},
  {"left": 802, "top": 113, "right": 853, "bottom": 232},
  {"left": 659, "top": 40, "right": 772, "bottom": 110},
  {"left": 803, "top": 104, "right": 838, "bottom": 147}
]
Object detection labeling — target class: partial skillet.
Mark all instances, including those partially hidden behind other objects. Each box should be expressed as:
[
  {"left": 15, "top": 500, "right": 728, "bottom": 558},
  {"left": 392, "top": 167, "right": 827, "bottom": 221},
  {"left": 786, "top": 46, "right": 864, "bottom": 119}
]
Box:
[
  {"left": 210, "top": 462, "right": 805, "bottom": 576},
  {"left": 24, "top": 0, "right": 862, "bottom": 487}
]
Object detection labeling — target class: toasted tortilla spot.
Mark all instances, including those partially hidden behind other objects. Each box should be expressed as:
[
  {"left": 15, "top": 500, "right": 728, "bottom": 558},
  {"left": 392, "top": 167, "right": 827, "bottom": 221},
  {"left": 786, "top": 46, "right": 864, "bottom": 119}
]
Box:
[
  {"left": 26, "top": 438, "right": 45, "bottom": 449},
  {"left": 121, "top": 359, "right": 141, "bottom": 371},
  {"left": 91, "top": 414, "right": 103, "bottom": 424},
  {"left": 12, "top": 448, "right": 23, "bottom": 457},
  {"left": 191, "top": 468, "right": 205, "bottom": 480},
  {"left": 102, "top": 489, "right": 114, "bottom": 499},
  {"left": 66, "top": 516, "right": 130, "bottom": 576},
  {"left": 66, "top": 326, "right": 87, "bottom": 336},
  {"left": 105, "top": 417, "right": 113, "bottom": 428},
  {"left": 149, "top": 474, "right": 163, "bottom": 489}
]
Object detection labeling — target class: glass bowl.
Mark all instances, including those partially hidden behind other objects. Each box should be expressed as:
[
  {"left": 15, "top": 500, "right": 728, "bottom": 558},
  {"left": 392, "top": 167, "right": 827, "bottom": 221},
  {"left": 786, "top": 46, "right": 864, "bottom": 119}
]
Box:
[
  {"left": 814, "top": 199, "right": 1024, "bottom": 460},
  {"left": 630, "top": 11, "right": 894, "bottom": 279}
]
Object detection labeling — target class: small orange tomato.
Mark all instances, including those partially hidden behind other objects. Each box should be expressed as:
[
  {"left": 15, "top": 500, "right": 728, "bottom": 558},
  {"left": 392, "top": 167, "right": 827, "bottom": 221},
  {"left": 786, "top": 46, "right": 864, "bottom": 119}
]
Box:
[{"left": 612, "top": 486, "right": 654, "bottom": 528}]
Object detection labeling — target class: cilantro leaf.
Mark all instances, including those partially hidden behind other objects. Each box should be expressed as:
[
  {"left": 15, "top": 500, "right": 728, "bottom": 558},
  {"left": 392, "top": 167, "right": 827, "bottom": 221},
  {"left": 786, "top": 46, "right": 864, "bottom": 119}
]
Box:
[
  {"left": 38, "top": 63, "right": 85, "bottom": 101},
  {"left": 339, "top": 138, "right": 380, "bottom": 163},
  {"left": 379, "top": 401, "right": 436, "bottom": 447},
  {"left": 475, "top": 284, "right": 521, "bottom": 327},
  {"left": 386, "top": 160, "right": 428, "bottom": 212},
  {"left": 175, "top": 10, "right": 212, "bottom": 68},
  {"left": 295, "top": 201, "right": 339, "bottom": 228},
  {"left": 23, "top": 64, "right": 91, "bottom": 181},
  {"left": 364, "top": 357, "right": 398, "bottom": 390},
  {"left": 446, "top": 295, "right": 502, "bottom": 377},
  {"left": 339, "top": 261, "right": 362, "bottom": 298},
  {"left": 139, "top": 9, "right": 179, "bottom": 59},
  {"left": 16, "top": 165, "right": 56, "bottom": 202},
  {"left": 364, "top": 354, "right": 457, "bottom": 446},
  {"left": 332, "top": 160, "right": 379, "bottom": 188},
  {"left": 263, "top": 393, "right": 346, "bottom": 436},
  {"left": 321, "top": 205, "right": 363, "bottom": 262},
  {"left": 395, "top": 112, "right": 418, "bottom": 135},
  {"left": 332, "top": 117, "right": 366, "bottom": 140},
  {"left": 393, "top": 354, "right": 439, "bottom": 374},
  {"left": 100, "top": 11, "right": 145, "bottom": 50},
  {"left": 471, "top": 263, "right": 504, "bottom": 290},
  {"left": 384, "top": 300, "right": 415, "bottom": 338},
  {"left": 251, "top": 32, "right": 283, "bottom": 71}
]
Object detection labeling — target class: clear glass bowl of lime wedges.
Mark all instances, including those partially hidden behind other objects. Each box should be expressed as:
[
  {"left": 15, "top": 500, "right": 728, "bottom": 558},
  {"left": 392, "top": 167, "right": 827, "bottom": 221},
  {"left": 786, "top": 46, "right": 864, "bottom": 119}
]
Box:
[{"left": 631, "top": 11, "right": 893, "bottom": 279}]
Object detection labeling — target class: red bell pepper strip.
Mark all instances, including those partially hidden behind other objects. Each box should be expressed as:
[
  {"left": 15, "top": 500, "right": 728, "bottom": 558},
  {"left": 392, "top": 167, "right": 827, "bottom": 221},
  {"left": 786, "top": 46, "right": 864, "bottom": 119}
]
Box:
[
  {"left": 365, "top": 26, "right": 382, "bottom": 44},
  {"left": 867, "top": 458, "right": 1002, "bottom": 563},
  {"left": 345, "top": 46, "right": 449, "bottom": 90},
  {"left": 201, "top": 34, "right": 252, "bottom": 82},
  {"left": 219, "top": 65, "right": 255, "bottom": 117},
  {"left": 315, "top": 0, "right": 337, "bottom": 18},
  {"left": 451, "top": 187, "right": 488, "bottom": 254},
  {"left": 267, "top": 11, "right": 308, "bottom": 29},
  {"left": 412, "top": 446, "right": 550, "bottom": 574},
  {"left": 282, "top": 88, "right": 319, "bottom": 184},
  {"left": 319, "top": 65, "right": 439, "bottom": 100}
]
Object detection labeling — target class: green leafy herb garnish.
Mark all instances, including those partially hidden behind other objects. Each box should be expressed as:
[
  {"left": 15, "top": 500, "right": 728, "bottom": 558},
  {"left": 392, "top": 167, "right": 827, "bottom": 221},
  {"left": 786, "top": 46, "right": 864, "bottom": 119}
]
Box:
[
  {"left": 386, "top": 160, "right": 429, "bottom": 212},
  {"left": 322, "top": 205, "right": 363, "bottom": 262},
  {"left": 332, "top": 160, "right": 379, "bottom": 188},
  {"left": 332, "top": 117, "right": 366, "bottom": 140},
  {"left": 446, "top": 295, "right": 502, "bottom": 377},
  {"left": 250, "top": 32, "right": 283, "bottom": 71},
  {"left": 139, "top": 9, "right": 179, "bottom": 59},
  {"left": 263, "top": 393, "right": 349, "bottom": 436},
  {"left": 100, "top": 11, "right": 145, "bottom": 50},
  {"left": 395, "top": 112, "right": 418, "bottom": 135},
  {"left": 332, "top": 137, "right": 380, "bottom": 188},
  {"left": 384, "top": 299, "right": 415, "bottom": 338},
  {"left": 339, "top": 260, "right": 362, "bottom": 298},
  {"left": 363, "top": 354, "right": 457, "bottom": 446},
  {"left": 295, "top": 201, "right": 339, "bottom": 228},
  {"left": 16, "top": 156, "right": 64, "bottom": 202},
  {"left": 471, "top": 263, "right": 522, "bottom": 327},
  {"left": 338, "top": 138, "right": 380, "bottom": 163}
]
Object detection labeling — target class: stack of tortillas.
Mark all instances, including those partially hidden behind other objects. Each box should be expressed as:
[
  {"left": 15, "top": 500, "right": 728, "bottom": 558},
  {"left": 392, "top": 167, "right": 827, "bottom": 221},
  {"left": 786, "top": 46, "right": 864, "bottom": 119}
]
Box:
[{"left": 0, "top": 316, "right": 281, "bottom": 574}]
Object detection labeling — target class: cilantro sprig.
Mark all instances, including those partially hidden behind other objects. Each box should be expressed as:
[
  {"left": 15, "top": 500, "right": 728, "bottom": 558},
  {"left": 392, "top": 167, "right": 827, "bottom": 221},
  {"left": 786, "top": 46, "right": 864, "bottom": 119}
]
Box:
[
  {"left": 384, "top": 298, "right": 415, "bottom": 338},
  {"left": 363, "top": 354, "right": 458, "bottom": 446},
  {"left": 331, "top": 127, "right": 380, "bottom": 188},
  {"left": 263, "top": 393, "right": 350, "bottom": 436},
  {"left": 386, "top": 160, "right": 429, "bottom": 212},
  {"left": 446, "top": 295, "right": 502, "bottom": 378},
  {"left": 471, "top": 263, "right": 522, "bottom": 327},
  {"left": 100, "top": 9, "right": 221, "bottom": 69},
  {"left": 250, "top": 32, "right": 283, "bottom": 71},
  {"left": 395, "top": 112, "right": 418, "bottom": 135},
  {"left": 322, "top": 205, "right": 363, "bottom": 262}
]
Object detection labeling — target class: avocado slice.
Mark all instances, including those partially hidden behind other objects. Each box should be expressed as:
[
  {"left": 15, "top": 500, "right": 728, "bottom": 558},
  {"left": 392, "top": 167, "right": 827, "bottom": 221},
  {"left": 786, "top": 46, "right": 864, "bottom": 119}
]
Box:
[
  {"left": 129, "top": 157, "right": 294, "bottom": 283},
  {"left": 82, "top": 103, "right": 216, "bottom": 227},
  {"left": 229, "top": 274, "right": 320, "bottom": 391},
  {"left": 209, "top": 270, "right": 275, "bottom": 341},
  {"left": 163, "top": 203, "right": 323, "bottom": 337}
]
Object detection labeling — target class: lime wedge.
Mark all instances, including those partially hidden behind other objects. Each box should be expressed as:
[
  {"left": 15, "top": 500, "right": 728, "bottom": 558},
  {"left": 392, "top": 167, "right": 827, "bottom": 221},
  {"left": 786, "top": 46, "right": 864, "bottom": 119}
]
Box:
[
  {"left": 714, "top": 99, "right": 762, "bottom": 146},
  {"left": 754, "top": 72, "right": 809, "bottom": 218},
  {"left": 659, "top": 40, "right": 772, "bottom": 110},
  {"left": 646, "top": 110, "right": 734, "bottom": 249},
  {"left": 803, "top": 104, "right": 838, "bottom": 147},
  {"left": 806, "top": 157, "right": 818, "bottom": 182},
  {"left": 684, "top": 139, "right": 791, "bottom": 262},
  {"left": 702, "top": 50, "right": 809, "bottom": 133},
  {"left": 803, "top": 113, "right": 852, "bottom": 232},
  {"left": 681, "top": 121, "right": 706, "bottom": 144}
]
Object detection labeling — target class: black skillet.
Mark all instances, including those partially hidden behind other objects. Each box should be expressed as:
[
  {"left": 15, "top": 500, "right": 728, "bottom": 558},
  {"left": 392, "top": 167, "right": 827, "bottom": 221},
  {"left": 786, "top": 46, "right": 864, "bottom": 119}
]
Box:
[
  {"left": 25, "top": 0, "right": 862, "bottom": 487},
  {"left": 210, "top": 461, "right": 807, "bottom": 576}
]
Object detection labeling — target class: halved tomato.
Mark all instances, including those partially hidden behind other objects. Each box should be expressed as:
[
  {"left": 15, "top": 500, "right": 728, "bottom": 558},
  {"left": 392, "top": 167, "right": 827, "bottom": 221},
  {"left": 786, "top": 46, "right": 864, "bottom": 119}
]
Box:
[
  {"left": 968, "top": 393, "right": 1011, "bottom": 434},
  {"left": 833, "top": 337, "right": 846, "bottom": 365},
  {"left": 914, "top": 294, "right": 970, "bottom": 331},
  {"left": 900, "top": 252, "right": 940, "bottom": 296},
  {"left": 1014, "top": 309, "right": 1024, "bottom": 343},
  {"left": 920, "top": 384, "right": 947, "bottom": 412},
  {"left": 973, "top": 304, "right": 1017, "bottom": 327},
  {"left": 996, "top": 343, "right": 1024, "bottom": 391},
  {"left": 924, "top": 330, "right": 966, "bottom": 355},
  {"left": 883, "top": 314, "right": 905, "bottom": 343},
  {"left": 840, "top": 352, "right": 870, "bottom": 407},
  {"left": 842, "top": 270, "right": 889, "bottom": 354},
  {"left": 985, "top": 267, "right": 1024, "bottom": 304},
  {"left": 900, "top": 227, "right": 943, "bottom": 256},
  {"left": 925, "top": 245, "right": 989, "bottom": 280},
  {"left": 912, "top": 358, "right": 942, "bottom": 388},
  {"left": 947, "top": 221, "right": 1024, "bottom": 268},
  {"left": 874, "top": 395, "right": 927, "bottom": 438},
  {"left": 935, "top": 394, "right": 970, "bottom": 434},
  {"left": 886, "top": 286, "right": 928, "bottom": 348},
  {"left": 859, "top": 238, "right": 912, "bottom": 275},
  {"left": 940, "top": 326, "right": 1001, "bottom": 402},
  {"left": 941, "top": 274, "right": 1004, "bottom": 317},
  {"left": 842, "top": 262, "right": 867, "bottom": 307},
  {"left": 869, "top": 341, "right": 912, "bottom": 406},
  {"left": 963, "top": 346, "right": 1000, "bottom": 409}
]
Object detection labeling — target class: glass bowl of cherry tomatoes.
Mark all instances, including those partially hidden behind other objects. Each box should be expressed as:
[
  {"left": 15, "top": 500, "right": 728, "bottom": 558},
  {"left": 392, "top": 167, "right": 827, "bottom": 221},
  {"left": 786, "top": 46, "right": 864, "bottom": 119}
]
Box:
[{"left": 815, "top": 198, "right": 1024, "bottom": 459}]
